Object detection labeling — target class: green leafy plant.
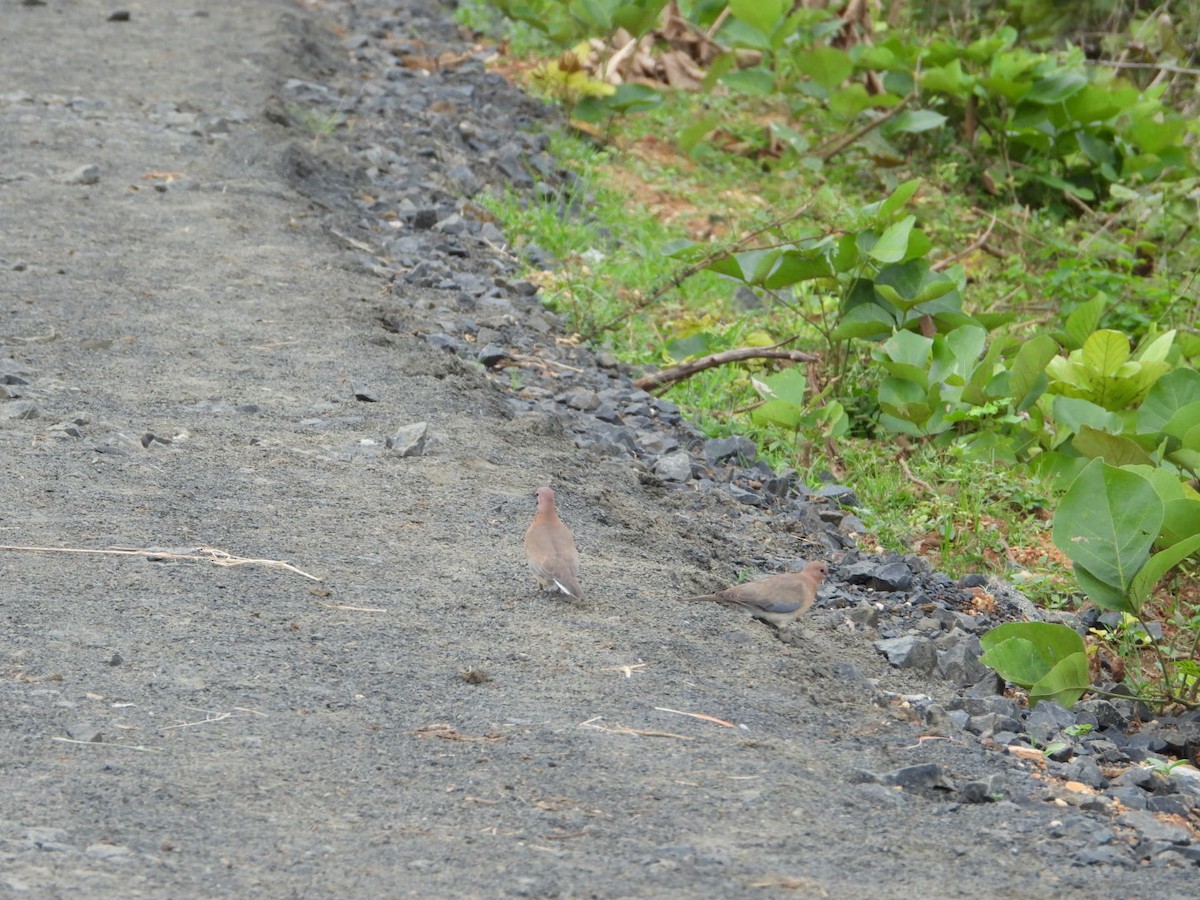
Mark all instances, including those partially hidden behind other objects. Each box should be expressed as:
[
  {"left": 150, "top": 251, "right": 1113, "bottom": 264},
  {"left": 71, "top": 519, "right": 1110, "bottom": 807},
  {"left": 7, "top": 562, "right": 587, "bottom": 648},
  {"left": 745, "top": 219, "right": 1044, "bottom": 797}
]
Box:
[
  {"left": 1044, "top": 329, "right": 1174, "bottom": 412},
  {"left": 487, "top": 0, "right": 667, "bottom": 47},
  {"left": 1145, "top": 757, "right": 1191, "bottom": 778},
  {"left": 979, "top": 621, "right": 1090, "bottom": 708},
  {"left": 1049, "top": 459, "right": 1200, "bottom": 706}
]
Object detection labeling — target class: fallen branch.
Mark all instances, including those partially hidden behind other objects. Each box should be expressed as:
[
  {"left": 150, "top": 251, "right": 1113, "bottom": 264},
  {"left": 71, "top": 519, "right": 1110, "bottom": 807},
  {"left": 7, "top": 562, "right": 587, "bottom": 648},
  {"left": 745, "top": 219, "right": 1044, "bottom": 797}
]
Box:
[
  {"left": 813, "top": 93, "right": 915, "bottom": 162},
  {"left": 654, "top": 707, "right": 734, "bottom": 727},
  {"left": 51, "top": 737, "right": 161, "bottom": 753},
  {"left": 634, "top": 344, "right": 817, "bottom": 393},
  {"left": 897, "top": 455, "right": 935, "bottom": 496},
  {"left": 579, "top": 716, "right": 692, "bottom": 740},
  {"left": 0, "top": 544, "right": 321, "bottom": 581},
  {"left": 313, "top": 600, "right": 387, "bottom": 613},
  {"left": 931, "top": 214, "right": 997, "bottom": 271}
]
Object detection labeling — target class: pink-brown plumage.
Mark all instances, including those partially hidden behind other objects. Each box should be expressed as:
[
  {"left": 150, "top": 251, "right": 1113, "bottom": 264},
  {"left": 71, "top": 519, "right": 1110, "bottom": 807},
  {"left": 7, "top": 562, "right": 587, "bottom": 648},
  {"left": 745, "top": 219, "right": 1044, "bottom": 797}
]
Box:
[
  {"left": 523, "top": 486, "right": 583, "bottom": 600},
  {"left": 682, "top": 560, "right": 830, "bottom": 627}
]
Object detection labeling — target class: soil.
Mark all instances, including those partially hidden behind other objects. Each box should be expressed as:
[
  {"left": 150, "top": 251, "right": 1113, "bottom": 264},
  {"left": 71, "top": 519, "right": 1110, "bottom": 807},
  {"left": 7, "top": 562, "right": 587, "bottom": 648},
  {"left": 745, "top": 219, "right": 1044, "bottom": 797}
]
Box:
[{"left": 0, "top": 1, "right": 1193, "bottom": 897}]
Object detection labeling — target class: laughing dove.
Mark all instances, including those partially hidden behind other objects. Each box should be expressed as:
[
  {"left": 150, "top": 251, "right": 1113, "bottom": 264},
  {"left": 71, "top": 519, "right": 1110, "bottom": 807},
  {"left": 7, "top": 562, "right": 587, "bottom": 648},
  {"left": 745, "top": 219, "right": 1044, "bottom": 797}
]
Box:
[
  {"left": 524, "top": 486, "right": 584, "bottom": 600},
  {"left": 681, "top": 560, "right": 830, "bottom": 628}
]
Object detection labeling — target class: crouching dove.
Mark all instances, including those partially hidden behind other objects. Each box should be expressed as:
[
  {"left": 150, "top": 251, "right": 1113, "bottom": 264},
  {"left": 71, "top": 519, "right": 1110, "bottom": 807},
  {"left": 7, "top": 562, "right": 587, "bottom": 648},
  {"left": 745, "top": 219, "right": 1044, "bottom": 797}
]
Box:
[
  {"left": 681, "top": 560, "right": 830, "bottom": 628},
  {"left": 524, "top": 486, "right": 584, "bottom": 600}
]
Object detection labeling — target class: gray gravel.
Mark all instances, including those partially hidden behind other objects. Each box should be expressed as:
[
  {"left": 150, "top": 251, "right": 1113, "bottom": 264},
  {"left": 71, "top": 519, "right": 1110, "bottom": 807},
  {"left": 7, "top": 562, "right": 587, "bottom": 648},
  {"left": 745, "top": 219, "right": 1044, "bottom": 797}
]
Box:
[{"left": 1, "top": 0, "right": 1198, "bottom": 896}]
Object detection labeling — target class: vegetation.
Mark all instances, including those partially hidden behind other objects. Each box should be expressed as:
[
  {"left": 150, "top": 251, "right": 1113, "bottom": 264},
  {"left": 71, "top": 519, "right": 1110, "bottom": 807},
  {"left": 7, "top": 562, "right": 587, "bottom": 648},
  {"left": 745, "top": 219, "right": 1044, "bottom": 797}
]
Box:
[{"left": 460, "top": 0, "right": 1200, "bottom": 710}]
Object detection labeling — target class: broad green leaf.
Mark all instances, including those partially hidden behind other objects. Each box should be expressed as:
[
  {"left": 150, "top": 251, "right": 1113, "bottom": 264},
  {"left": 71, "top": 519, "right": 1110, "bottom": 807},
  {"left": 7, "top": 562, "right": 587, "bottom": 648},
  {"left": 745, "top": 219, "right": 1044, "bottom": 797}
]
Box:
[
  {"left": 1074, "top": 560, "right": 1135, "bottom": 612},
  {"left": 1008, "top": 335, "right": 1057, "bottom": 408},
  {"left": 930, "top": 325, "right": 986, "bottom": 384},
  {"left": 1030, "top": 170, "right": 1094, "bottom": 201},
  {"left": 981, "top": 73, "right": 1031, "bottom": 104},
  {"left": 665, "top": 331, "right": 721, "bottom": 360},
  {"left": 903, "top": 229, "right": 935, "bottom": 264},
  {"left": 1161, "top": 498, "right": 1200, "bottom": 550},
  {"left": 1031, "top": 450, "right": 1090, "bottom": 490},
  {"left": 965, "top": 28, "right": 1017, "bottom": 61},
  {"left": 753, "top": 367, "right": 807, "bottom": 407},
  {"left": 1024, "top": 72, "right": 1087, "bottom": 104},
  {"left": 828, "top": 83, "right": 875, "bottom": 120},
  {"left": 853, "top": 44, "right": 899, "bottom": 71},
  {"left": 1128, "top": 534, "right": 1200, "bottom": 613},
  {"left": 1125, "top": 464, "right": 1198, "bottom": 505},
  {"left": 751, "top": 399, "right": 803, "bottom": 430},
  {"left": 869, "top": 216, "right": 917, "bottom": 264},
  {"left": 603, "top": 83, "right": 663, "bottom": 113},
  {"left": 728, "top": 0, "right": 788, "bottom": 36},
  {"left": 749, "top": 249, "right": 784, "bottom": 285},
  {"left": 963, "top": 335, "right": 1015, "bottom": 406},
  {"left": 717, "top": 18, "right": 771, "bottom": 52},
  {"left": 873, "top": 260, "right": 953, "bottom": 310},
  {"left": 661, "top": 238, "right": 702, "bottom": 260},
  {"left": 765, "top": 249, "right": 834, "bottom": 286},
  {"left": 831, "top": 307, "right": 897, "bottom": 341},
  {"left": 1160, "top": 402, "right": 1200, "bottom": 441},
  {"left": 795, "top": 46, "right": 853, "bottom": 92},
  {"left": 1028, "top": 653, "right": 1092, "bottom": 709},
  {"left": 876, "top": 179, "right": 921, "bottom": 220},
  {"left": 1051, "top": 396, "right": 1121, "bottom": 434},
  {"left": 1065, "top": 82, "right": 1127, "bottom": 123},
  {"left": 1062, "top": 295, "right": 1106, "bottom": 350},
  {"left": 1129, "top": 116, "right": 1185, "bottom": 154},
  {"left": 720, "top": 66, "right": 777, "bottom": 96},
  {"left": 1071, "top": 425, "right": 1155, "bottom": 467},
  {"left": 1082, "top": 330, "right": 1130, "bottom": 377},
  {"left": 886, "top": 110, "right": 947, "bottom": 134},
  {"left": 921, "top": 60, "right": 969, "bottom": 96},
  {"left": 611, "top": 0, "right": 668, "bottom": 36},
  {"left": 833, "top": 232, "right": 860, "bottom": 271},
  {"left": 879, "top": 374, "right": 928, "bottom": 409},
  {"left": 710, "top": 249, "right": 775, "bottom": 284},
  {"left": 1077, "top": 130, "right": 1117, "bottom": 168},
  {"left": 880, "top": 329, "right": 932, "bottom": 368},
  {"left": 980, "top": 637, "right": 1052, "bottom": 687},
  {"left": 1136, "top": 329, "right": 1176, "bottom": 363},
  {"left": 1052, "top": 458, "right": 1162, "bottom": 597},
  {"left": 980, "top": 621, "right": 1085, "bottom": 662},
  {"left": 877, "top": 412, "right": 925, "bottom": 437},
  {"left": 1138, "top": 368, "right": 1200, "bottom": 432}
]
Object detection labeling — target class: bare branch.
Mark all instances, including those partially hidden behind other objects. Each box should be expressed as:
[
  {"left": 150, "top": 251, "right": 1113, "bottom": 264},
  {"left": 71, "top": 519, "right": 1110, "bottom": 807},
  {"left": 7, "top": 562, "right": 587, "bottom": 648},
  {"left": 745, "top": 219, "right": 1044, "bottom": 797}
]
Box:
[{"left": 634, "top": 345, "right": 817, "bottom": 393}]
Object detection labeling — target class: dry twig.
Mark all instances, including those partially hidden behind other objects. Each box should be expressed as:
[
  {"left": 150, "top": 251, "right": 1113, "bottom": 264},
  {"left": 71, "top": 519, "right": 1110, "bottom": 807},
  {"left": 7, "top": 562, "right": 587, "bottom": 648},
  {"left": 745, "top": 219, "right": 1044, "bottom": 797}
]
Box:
[
  {"left": 654, "top": 707, "right": 734, "bottom": 727},
  {"left": 579, "top": 716, "right": 693, "bottom": 740},
  {"left": 634, "top": 344, "right": 818, "bottom": 393},
  {"left": 897, "top": 455, "right": 935, "bottom": 496},
  {"left": 51, "top": 737, "right": 161, "bottom": 753},
  {"left": 0, "top": 543, "right": 321, "bottom": 581},
  {"left": 931, "top": 214, "right": 997, "bottom": 271},
  {"left": 812, "top": 93, "right": 915, "bottom": 162}
]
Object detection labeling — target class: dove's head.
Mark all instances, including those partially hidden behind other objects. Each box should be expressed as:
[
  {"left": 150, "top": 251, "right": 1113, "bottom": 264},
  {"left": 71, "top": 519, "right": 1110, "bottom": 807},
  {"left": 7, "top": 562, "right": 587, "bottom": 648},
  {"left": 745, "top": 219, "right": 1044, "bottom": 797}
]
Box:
[
  {"left": 805, "top": 560, "right": 831, "bottom": 584},
  {"left": 535, "top": 486, "right": 557, "bottom": 511}
]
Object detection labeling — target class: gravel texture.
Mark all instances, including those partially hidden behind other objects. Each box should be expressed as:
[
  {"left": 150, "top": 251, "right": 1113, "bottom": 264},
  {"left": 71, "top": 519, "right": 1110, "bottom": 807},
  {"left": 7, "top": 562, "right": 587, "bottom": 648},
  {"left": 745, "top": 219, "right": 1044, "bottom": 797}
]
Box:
[{"left": 2, "top": 0, "right": 1198, "bottom": 896}]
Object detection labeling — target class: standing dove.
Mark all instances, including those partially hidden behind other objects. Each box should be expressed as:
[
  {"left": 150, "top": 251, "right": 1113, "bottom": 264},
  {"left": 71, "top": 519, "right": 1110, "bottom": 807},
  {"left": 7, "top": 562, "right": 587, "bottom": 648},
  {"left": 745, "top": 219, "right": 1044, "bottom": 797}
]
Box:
[
  {"left": 681, "top": 560, "right": 830, "bottom": 628},
  {"left": 524, "top": 486, "right": 584, "bottom": 600}
]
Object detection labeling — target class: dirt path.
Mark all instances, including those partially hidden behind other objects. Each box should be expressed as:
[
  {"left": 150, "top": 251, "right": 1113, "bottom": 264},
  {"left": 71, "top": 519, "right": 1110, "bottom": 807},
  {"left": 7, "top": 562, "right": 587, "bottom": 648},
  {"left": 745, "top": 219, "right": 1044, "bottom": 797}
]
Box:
[{"left": 0, "top": 1, "right": 1193, "bottom": 896}]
